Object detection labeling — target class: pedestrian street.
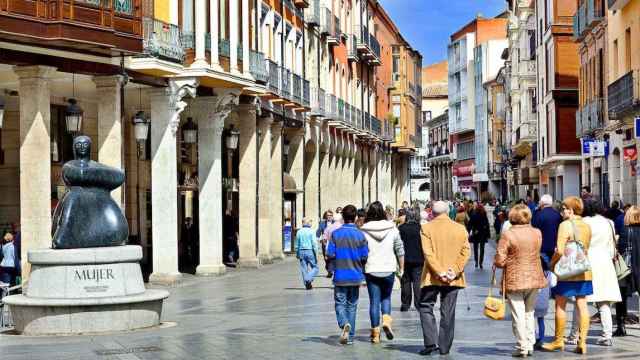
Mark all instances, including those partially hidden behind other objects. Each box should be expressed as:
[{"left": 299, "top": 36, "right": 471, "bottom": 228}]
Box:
[{"left": 1, "top": 244, "right": 639, "bottom": 360}]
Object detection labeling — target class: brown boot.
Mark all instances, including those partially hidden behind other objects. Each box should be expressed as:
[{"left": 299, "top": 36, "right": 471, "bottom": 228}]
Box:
[
  {"left": 575, "top": 313, "right": 589, "bottom": 355},
  {"left": 542, "top": 314, "right": 566, "bottom": 352},
  {"left": 382, "top": 314, "right": 394, "bottom": 340},
  {"left": 370, "top": 327, "right": 381, "bottom": 343}
]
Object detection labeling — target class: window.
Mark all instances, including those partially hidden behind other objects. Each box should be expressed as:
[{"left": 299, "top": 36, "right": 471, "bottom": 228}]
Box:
[
  {"left": 422, "top": 110, "right": 432, "bottom": 123},
  {"left": 393, "top": 104, "right": 401, "bottom": 118},
  {"left": 625, "top": 28, "right": 631, "bottom": 73},
  {"left": 529, "top": 30, "right": 536, "bottom": 60},
  {"left": 392, "top": 55, "right": 400, "bottom": 74},
  {"left": 613, "top": 39, "right": 619, "bottom": 79},
  {"left": 529, "top": 88, "right": 537, "bottom": 113},
  {"left": 456, "top": 141, "right": 475, "bottom": 160}
]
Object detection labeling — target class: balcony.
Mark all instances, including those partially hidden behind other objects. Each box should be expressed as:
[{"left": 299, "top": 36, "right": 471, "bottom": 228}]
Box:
[
  {"left": 142, "top": 18, "right": 184, "bottom": 63},
  {"left": 306, "top": 0, "right": 321, "bottom": 26},
  {"left": 326, "top": 94, "right": 337, "bottom": 119},
  {"left": 371, "top": 116, "right": 382, "bottom": 137},
  {"left": 608, "top": 70, "right": 637, "bottom": 118},
  {"left": 0, "top": 0, "right": 143, "bottom": 55},
  {"left": 337, "top": 98, "right": 345, "bottom": 123},
  {"left": 294, "top": 0, "right": 310, "bottom": 8},
  {"left": 249, "top": 51, "right": 268, "bottom": 84},
  {"left": 574, "top": 0, "right": 604, "bottom": 40},
  {"left": 327, "top": 15, "right": 341, "bottom": 45},
  {"left": 355, "top": 25, "right": 381, "bottom": 65},
  {"left": 344, "top": 103, "right": 352, "bottom": 126},
  {"left": 588, "top": 98, "right": 605, "bottom": 132},
  {"left": 267, "top": 60, "right": 281, "bottom": 95},
  {"left": 291, "top": 73, "right": 302, "bottom": 104},
  {"left": 518, "top": 60, "right": 536, "bottom": 77},
  {"left": 310, "top": 87, "right": 325, "bottom": 116},
  {"left": 302, "top": 80, "right": 310, "bottom": 107},
  {"left": 364, "top": 112, "right": 371, "bottom": 131},
  {"left": 348, "top": 36, "right": 359, "bottom": 62},
  {"left": 608, "top": 0, "right": 631, "bottom": 11},
  {"left": 355, "top": 109, "right": 362, "bottom": 129},
  {"left": 281, "top": 68, "right": 292, "bottom": 100},
  {"left": 320, "top": 7, "right": 332, "bottom": 36}
]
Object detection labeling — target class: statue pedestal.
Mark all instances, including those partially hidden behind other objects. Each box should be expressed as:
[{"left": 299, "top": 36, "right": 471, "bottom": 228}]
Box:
[{"left": 3, "top": 245, "right": 169, "bottom": 335}]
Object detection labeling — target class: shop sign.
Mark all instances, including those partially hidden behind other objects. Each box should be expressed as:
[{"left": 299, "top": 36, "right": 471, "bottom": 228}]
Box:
[
  {"left": 452, "top": 163, "right": 475, "bottom": 177},
  {"left": 624, "top": 146, "right": 638, "bottom": 161},
  {"left": 589, "top": 141, "right": 607, "bottom": 157},
  {"left": 635, "top": 117, "right": 640, "bottom": 138}
]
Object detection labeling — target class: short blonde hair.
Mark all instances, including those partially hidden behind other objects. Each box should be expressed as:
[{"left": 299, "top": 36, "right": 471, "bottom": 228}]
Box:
[
  {"left": 625, "top": 206, "right": 640, "bottom": 226},
  {"left": 3, "top": 233, "right": 13, "bottom": 242},
  {"left": 302, "top": 217, "right": 313, "bottom": 226},
  {"left": 508, "top": 204, "right": 532, "bottom": 225},
  {"left": 563, "top": 196, "right": 583, "bottom": 216}
]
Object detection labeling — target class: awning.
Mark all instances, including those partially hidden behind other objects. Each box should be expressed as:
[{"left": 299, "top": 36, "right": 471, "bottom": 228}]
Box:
[{"left": 284, "top": 173, "right": 303, "bottom": 194}]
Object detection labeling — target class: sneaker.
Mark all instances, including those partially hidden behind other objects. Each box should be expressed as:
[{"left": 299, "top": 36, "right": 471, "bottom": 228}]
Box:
[
  {"left": 596, "top": 337, "right": 612, "bottom": 347},
  {"left": 304, "top": 281, "right": 312, "bottom": 290},
  {"left": 565, "top": 335, "right": 578, "bottom": 345},
  {"left": 339, "top": 324, "right": 351, "bottom": 345},
  {"left": 346, "top": 338, "right": 354, "bottom": 345}
]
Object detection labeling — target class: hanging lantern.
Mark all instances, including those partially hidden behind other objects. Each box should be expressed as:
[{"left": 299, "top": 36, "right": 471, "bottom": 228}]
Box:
[
  {"left": 225, "top": 126, "right": 240, "bottom": 150},
  {"left": 64, "top": 98, "right": 83, "bottom": 136},
  {"left": 132, "top": 111, "right": 150, "bottom": 142},
  {"left": 182, "top": 117, "right": 198, "bottom": 144},
  {"left": 283, "top": 140, "right": 291, "bottom": 156}
]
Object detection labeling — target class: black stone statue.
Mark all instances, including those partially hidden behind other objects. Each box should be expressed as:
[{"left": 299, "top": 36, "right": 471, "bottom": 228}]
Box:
[{"left": 52, "top": 136, "right": 129, "bottom": 249}]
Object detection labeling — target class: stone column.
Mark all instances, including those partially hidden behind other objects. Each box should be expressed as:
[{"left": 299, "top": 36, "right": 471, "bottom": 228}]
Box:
[
  {"left": 192, "top": 93, "right": 239, "bottom": 276},
  {"left": 93, "top": 75, "right": 125, "bottom": 207},
  {"left": 319, "top": 144, "right": 330, "bottom": 214},
  {"left": 209, "top": 0, "right": 222, "bottom": 71},
  {"left": 229, "top": 0, "right": 240, "bottom": 74},
  {"left": 290, "top": 128, "right": 305, "bottom": 230},
  {"left": 305, "top": 118, "right": 320, "bottom": 222},
  {"left": 370, "top": 146, "right": 378, "bottom": 202},
  {"left": 354, "top": 142, "right": 363, "bottom": 208},
  {"left": 257, "top": 115, "right": 274, "bottom": 264},
  {"left": 237, "top": 99, "right": 259, "bottom": 267},
  {"left": 15, "top": 65, "right": 56, "bottom": 278},
  {"left": 193, "top": 0, "right": 207, "bottom": 67},
  {"left": 148, "top": 78, "right": 198, "bottom": 284},
  {"left": 270, "top": 121, "right": 285, "bottom": 260}
]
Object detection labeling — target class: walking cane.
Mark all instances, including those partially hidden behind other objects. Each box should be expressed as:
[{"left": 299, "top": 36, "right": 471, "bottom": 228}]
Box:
[{"left": 462, "top": 288, "right": 471, "bottom": 311}]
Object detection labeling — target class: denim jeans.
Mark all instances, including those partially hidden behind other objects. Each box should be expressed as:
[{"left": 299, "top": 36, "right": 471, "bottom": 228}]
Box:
[
  {"left": 334, "top": 286, "right": 359, "bottom": 339},
  {"left": 298, "top": 249, "right": 319, "bottom": 284},
  {"left": 366, "top": 273, "right": 395, "bottom": 328}
]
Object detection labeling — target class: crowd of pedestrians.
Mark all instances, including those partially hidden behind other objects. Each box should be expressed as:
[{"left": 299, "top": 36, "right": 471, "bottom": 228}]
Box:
[{"left": 293, "top": 192, "right": 640, "bottom": 356}]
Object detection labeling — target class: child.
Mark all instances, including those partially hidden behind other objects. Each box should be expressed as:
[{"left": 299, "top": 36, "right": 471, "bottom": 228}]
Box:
[{"left": 534, "top": 266, "right": 556, "bottom": 349}]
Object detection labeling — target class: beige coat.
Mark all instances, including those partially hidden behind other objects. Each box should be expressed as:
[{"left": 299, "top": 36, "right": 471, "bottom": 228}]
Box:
[
  {"left": 494, "top": 225, "right": 547, "bottom": 292},
  {"left": 552, "top": 217, "right": 593, "bottom": 282},
  {"left": 420, "top": 214, "right": 470, "bottom": 288}
]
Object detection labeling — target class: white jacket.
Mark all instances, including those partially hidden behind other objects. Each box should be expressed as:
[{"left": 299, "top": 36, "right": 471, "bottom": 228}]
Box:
[
  {"left": 584, "top": 215, "right": 622, "bottom": 303},
  {"left": 360, "top": 220, "right": 404, "bottom": 274}
]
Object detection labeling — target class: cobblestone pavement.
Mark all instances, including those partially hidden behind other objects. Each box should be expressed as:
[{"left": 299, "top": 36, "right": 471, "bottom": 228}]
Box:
[{"left": 2, "top": 244, "right": 640, "bottom": 359}]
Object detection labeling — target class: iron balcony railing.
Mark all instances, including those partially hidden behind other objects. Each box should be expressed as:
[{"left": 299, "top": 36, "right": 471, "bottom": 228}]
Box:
[
  {"left": 348, "top": 35, "right": 358, "bottom": 61},
  {"left": 142, "top": 17, "right": 185, "bottom": 63},
  {"left": 267, "top": 60, "right": 280, "bottom": 94},
  {"left": 371, "top": 116, "right": 381, "bottom": 137},
  {"left": 355, "top": 109, "right": 362, "bottom": 129},
  {"left": 306, "top": 0, "right": 321, "bottom": 25},
  {"left": 292, "top": 73, "right": 302, "bottom": 104},
  {"left": 181, "top": 31, "right": 194, "bottom": 50},
  {"left": 364, "top": 112, "right": 371, "bottom": 131},
  {"left": 281, "top": 68, "right": 291, "bottom": 100},
  {"left": 355, "top": 25, "right": 381, "bottom": 61},
  {"left": 250, "top": 51, "right": 268, "bottom": 84},
  {"left": 574, "top": 0, "right": 604, "bottom": 40},
  {"left": 337, "top": 98, "right": 345, "bottom": 122},
  {"left": 608, "top": 70, "right": 635, "bottom": 117},
  {"left": 218, "top": 38, "right": 230, "bottom": 57},
  {"left": 320, "top": 7, "right": 332, "bottom": 36},
  {"left": 302, "top": 79, "right": 310, "bottom": 107},
  {"left": 588, "top": 98, "right": 605, "bottom": 132},
  {"left": 333, "top": 15, "right": 341, "bottom": 38},
  {"left": 327, "top": 94, "right": 337, "bottom": 119},
  {"left": 319, "top": 88, "right": 326, "bottom": 114}
]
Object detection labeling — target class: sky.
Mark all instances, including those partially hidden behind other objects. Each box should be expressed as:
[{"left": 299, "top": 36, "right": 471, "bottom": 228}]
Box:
[{"left": 378, "top": 0, "right": 506, "bottom": 66}]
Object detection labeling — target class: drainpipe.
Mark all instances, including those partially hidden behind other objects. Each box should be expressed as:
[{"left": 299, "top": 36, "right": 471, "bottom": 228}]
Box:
[
  {"left": 317, "top": 14, "right": 322, "bottom": 219},
  {"left": 302, "top": 9, "right": 307, "bottom": 219},
  {"left": 255, "top": 107, "right": 260, "bottom": 257}
]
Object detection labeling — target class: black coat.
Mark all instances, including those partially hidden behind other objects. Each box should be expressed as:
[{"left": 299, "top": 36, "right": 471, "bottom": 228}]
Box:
[
  {"left": 468, "top": 212, "right": 490, "bottom": 244},
  {"left": 398, "top": 222, "right": 424, "bottom": 265},
  {"left": 619, "top": 225, "right": 640, "bottom": 293}
]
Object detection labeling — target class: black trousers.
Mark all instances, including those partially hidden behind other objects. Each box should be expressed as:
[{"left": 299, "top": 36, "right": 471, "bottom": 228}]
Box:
[
  {"left": 615, "top": 286, "right": 638, "bottom": 322},
  {"left": 472, "top": 242, "right": 485, "bottom": 266},
  {"left": 418, "top": 285, "right": 460, "bottom": 354},
  {"left": 321, "top": 241, "right": 334, "bottom": 274},
  {"left": 400, "top": 263, "right": 423, "bottom": 310}
]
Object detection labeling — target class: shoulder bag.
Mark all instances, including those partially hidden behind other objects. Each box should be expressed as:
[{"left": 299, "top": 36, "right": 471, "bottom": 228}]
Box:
[
  {"left": 610, "top": 222, "right": 631, "bottom": 281},
  {"left": 553, "top": 220, "right": 591, "bottom": 280},
  {"left": 484, "top": 268, "right": 506, "bottom": 320}
]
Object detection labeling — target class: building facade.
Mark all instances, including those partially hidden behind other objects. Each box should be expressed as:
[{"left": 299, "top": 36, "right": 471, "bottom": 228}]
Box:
[
  {"left": 0, "top": 0, "right": 419, "bottom": 282},
  {"left": 535, "top": 0, "right": 581, "bottom": 201},
  {"left": 448, "top": 15, "right": 507, "bottom": 200}
]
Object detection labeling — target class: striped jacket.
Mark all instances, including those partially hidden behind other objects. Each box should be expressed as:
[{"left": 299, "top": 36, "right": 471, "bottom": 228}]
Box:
[{"left": 326, "top": 223, "right": 368, "bottom": 286}]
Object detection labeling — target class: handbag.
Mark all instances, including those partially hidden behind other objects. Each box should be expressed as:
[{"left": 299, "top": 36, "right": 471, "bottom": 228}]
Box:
[
  {"left": 610, "top": 222, "right": 631, "bottom": 281},
  {"left": 553, "top": 220, "right": 591, "bottom": 280},
  {"left": 484, "top": 269, "right": 506, "bottom": 320}
]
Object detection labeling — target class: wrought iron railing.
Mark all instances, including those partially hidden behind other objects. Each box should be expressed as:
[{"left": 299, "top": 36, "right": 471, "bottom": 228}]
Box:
[
  {"left": 302, "top": 79, "right": 310, "bottom": 107},
  {"left": 608, "top": 70, "right": 634, "bottom": 116},
  {"left": 337, "top": 98, "right": 345, "bottom": 122},
  {"left": 281, "top": 68, "right": 291, "bottom": 100},
  {"left": 321, "top": 7, "right": 332, "bottom": 35},
  {"left": 292, "top": 73, "right": 302, "bottom": 104},
  {"left": 181, "top": 31, "right": 194, "bottom": 50},
  {"left": 250, "top": 51, "right": 268, "bottom": 84},
  {"left": 306, "top": 0, "right": 321, "bottom": 25},
  {"left": 327, "top": 93, "right": 337, "bottom": 119},
  {"left": 319, "top": 88, "right": 326, "bottom": 114},
  {"left": 371, "top": 116, "right": 381, "bottom": 137},
  {"left": 219, "top": 38, "right": 230, "bottom": 57},
  {"left": 267, "top": 60, "right": 280, "bottom": 94},
  {"left": 355, "top": 109, "right": 362, "bottom": 129},
  {"left": 142, "top": 17, "right": 185, "bottom": 63}
]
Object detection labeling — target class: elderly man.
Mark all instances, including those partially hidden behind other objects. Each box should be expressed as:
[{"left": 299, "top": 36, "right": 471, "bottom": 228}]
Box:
[
  {"left": 418, "top": 201, "right": 470, "bottom": 356},
  {"left": 531, "top": 194, "right": 562, "bottom": 267}
]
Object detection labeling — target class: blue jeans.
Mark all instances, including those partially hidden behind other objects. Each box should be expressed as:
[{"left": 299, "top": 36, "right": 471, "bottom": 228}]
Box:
[
  {"left": 366, "top": 273, "right": 395, "bottom": 328},
  {"left": 298, "top": 249, "right": 319, "bottom": 284},
  {"left": 334, "top": 286, "right": 359, "bottom": 339}
]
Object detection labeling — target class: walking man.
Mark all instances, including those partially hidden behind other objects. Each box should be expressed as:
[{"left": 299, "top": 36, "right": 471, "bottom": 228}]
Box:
[
  {"left": 326, "top": 205, "right": 368, "bottom": 345},
  {"left": 418, "top": 201, "right": 470, "bottom": 356},
  {"left": 296, "top": 217, "right": 319, "bottom": 290},
  {"left": 531, "top": 194, "right": 562, "bottom": 268}
]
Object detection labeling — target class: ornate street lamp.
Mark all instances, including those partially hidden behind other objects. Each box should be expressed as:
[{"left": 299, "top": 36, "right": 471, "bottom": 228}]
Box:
[
  {"left": 132, "top": 111, "right": 150, "bottom": 143},
  {"left": 283, "top": 139, "right": 291, "bottom": 156},
  {"left": 182, "top": 117, "right": 198, "bottom": 144},
  {"left": 65, "top": 74, "right": 83, "bottom": 137},
  {"left": 225, "top": 126, "right": 240, "bottom": 150}
]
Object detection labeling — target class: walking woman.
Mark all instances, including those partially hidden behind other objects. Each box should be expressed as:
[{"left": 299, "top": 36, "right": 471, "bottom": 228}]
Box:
[
  {"left": 469, "top": 203, "right": 491, "bottom": 269},
  {"left": 614, "top": 205, "right": 640, "bottom": 336},
  {"left": 0, "top": 232, "right": 17, "bottom": 286},
  {"left": 399, "top": 208, "right": 424, "bottom": 312},
  {"left": 581, "top": 200, "right": 621, "bottom": 346},
  {"left": 360, "top": 201, "right": 405, "bottom": 343},
  {"left": 542, "top": 196, "right": 593, "bottom": 354},
  {"left": 455, "top": 206, "right": 469, "bottom": 227},
  {"left": 494, "top": 204, "right": 546, "bottom": 357}
]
